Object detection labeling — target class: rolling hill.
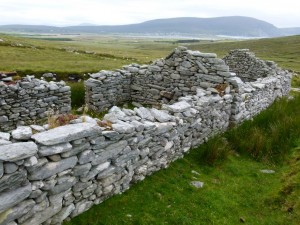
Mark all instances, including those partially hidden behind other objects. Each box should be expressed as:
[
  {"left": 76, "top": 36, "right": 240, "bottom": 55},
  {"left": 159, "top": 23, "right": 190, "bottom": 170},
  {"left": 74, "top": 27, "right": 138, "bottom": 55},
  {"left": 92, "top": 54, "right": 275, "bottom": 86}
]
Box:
[{"left": 0, "top": 16, "right": 298, "bottom": 37}]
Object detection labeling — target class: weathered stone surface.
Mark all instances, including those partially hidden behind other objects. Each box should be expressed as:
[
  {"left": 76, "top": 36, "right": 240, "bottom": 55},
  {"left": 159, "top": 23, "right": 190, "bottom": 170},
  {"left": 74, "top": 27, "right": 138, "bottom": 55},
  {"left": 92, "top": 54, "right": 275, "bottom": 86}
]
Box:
[
  {"left": 190, "top": 181, "right": 204, "bottom": 188},
  {"left": 28, "top": 156, "right": 78, "bottom": 180},
  {"left": 112, "top": 121, "right": 135, "bottom": 134},
  {"left": 0, "top": 132, "right": 10, "bottom": 141},
  {"left": 31, "top": 123, "right": 102, "bottom": 145},
  {"left": 73, "top": 163, "right": 92, "bottom": 177},
  {"left": 51, "top": 204, "right": 75, "bottom": 224},
  {"left": 0, "top": 183, "right": 31, "bottom": 213},
  {"left": 0, "top": 140, "right": 11, "bottom": 146},
  {"left": 260, "top": 169, "right": 275, "bottom": 174},
  {"left": 0, "top": 170, "right": 27, "bottom": 192},
  {"left": 78, "top": 150, "right": 96, "bottom": 164},
  {"left": 0, "top": 162, "right": 3, "bottom": 178},
  {"left": 163, "top": 101, "right": 191, "bottom": 113},
  {"left": 134, "top": 107, "right": 155, "bottom": 121},
  {"left": 21, "top": 202, "right": 62, "bottom": 225},
  {"left": 11, "top": 126, "right": 32, "bottom": 140},
  {"left": 49, "top": 177, "right": 76, "bottom": 195},
  {"left": 0, "top": 199, "right": 35, "bottom": 225},
  {"left": 102, "top": 131, "right": 123, "bottom": 141},
  {"left": 150, "top": 108, "right": 173, "bottom": 122},
  {"left": 39, "top": 142, "right": 72, "bottom": 156},
  {"left": 3, "top": 162, "right": 18, "bottom": 174},
  {"left": 0, "top": 142, "right": 38, "bottom": 162}
]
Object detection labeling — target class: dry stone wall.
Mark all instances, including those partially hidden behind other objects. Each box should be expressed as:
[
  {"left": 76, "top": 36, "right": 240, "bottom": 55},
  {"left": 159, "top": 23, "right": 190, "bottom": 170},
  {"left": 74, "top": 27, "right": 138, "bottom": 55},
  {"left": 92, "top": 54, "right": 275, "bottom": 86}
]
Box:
[
  {"left": 0, "top": 90, "right": 231, "bottom": 225},
  {"left": 0, "top": 47, "right": 292, "bottom": 225},
  {"left": 0, "top": 77, "right": 71, "bottom": 132}
]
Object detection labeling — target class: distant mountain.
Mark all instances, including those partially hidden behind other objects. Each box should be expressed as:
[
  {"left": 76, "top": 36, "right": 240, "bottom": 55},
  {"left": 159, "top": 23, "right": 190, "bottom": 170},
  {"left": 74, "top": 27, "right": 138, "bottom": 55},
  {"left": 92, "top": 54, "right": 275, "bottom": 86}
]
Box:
[
  {"left": 279, "top": 27, "right": 300, "bottom": 36},
  {"left": 0, "top": 16, "right": 298, "bottom": 37}
]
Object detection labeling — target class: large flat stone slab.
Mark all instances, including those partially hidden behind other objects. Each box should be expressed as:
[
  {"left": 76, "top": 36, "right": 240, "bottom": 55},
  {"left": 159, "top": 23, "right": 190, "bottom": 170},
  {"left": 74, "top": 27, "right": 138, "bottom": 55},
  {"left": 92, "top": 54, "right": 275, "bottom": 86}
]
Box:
[
  {"left": 28, "top": 156, "right": 78, "bottom": 180},
  {"left": 31, "top": 123, "right": 102, "bottom": 145},
  {"left": 163, "top": 101, "right": 191, "bottom": 113},
  {"left": 0, "top": 184, "right": 32, "bottom": 213},
  {"left": 0, "top": 142, "right": 38, "bottom": 162}
]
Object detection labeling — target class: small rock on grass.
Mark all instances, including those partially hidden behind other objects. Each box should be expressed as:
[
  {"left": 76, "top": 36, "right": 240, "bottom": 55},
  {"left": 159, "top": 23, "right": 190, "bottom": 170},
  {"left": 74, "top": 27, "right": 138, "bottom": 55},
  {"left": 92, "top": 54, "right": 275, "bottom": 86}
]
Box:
[
  {"left": 260, "top": 169, "right": 275, "bottom": 174},
  {"left": 190, "top": 181, "right": 204, "bottom": 188}
]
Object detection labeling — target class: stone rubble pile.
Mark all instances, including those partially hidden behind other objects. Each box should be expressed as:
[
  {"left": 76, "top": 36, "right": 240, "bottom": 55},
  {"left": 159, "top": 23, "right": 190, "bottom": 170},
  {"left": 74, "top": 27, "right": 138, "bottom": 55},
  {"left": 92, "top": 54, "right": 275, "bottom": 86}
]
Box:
[{"left": 0, "top": 76, "right": 71, "bottom": 132}]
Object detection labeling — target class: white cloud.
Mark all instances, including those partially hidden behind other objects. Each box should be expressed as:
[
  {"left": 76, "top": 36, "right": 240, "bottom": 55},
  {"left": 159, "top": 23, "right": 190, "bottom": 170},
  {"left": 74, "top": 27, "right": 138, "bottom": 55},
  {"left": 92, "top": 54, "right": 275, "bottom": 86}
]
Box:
[{"left": 0, "top": 0, "right": 299, "bottom": 27}]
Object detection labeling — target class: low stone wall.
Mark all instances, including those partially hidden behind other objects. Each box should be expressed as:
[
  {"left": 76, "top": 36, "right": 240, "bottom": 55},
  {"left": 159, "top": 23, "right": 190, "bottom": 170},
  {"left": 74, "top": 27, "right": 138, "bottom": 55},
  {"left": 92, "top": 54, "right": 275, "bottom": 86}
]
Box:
[
  {"left": 223, "top": 49, "right": 279, "bottom": 82},
  {"left": 0, "top": 77, "right": 71, "bottom": 132},
  {"left": 0, "top": 90, "right": 231, "bottom": 225},
  {"left": 85, "top": 71, "right": 131, "bottom": 112},
  {"left": 85, "top": 46, "right": 233, "bottom": 111}
]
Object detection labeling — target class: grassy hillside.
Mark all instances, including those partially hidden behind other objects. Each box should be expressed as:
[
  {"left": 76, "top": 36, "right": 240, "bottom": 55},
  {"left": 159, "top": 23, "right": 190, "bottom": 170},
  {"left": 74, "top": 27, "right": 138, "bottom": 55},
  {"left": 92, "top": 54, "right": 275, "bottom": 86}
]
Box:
[{"left": 0, "top": 34, "right": 299, "bottom": 79}]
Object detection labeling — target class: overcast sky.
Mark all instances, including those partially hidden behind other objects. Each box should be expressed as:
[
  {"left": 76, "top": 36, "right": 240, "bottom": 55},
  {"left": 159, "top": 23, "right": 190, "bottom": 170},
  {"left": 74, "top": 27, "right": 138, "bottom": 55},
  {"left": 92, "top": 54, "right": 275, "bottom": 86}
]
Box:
[{"left": 0, "top": 0, "right": 299, "bottom": 28}]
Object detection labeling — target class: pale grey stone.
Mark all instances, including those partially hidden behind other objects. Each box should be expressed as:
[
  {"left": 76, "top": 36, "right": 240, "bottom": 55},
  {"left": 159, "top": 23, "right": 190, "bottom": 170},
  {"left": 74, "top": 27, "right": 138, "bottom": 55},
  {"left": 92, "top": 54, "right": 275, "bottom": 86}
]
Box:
[
  {"left": 21, "top": 202, "right": 62, "bottom": 225},
  {"left": 31, "top": 123, "right": 102, "bottom": 145},
  {"left": 148, "top": 65, "right": 162, "bottom": 72},
  {"left": 155, "top": 122, "right": 174, "bottom": 135},
  {"left": 251, "top": 83, "right": 266, "bottom": 89},
  {"left": 0, "top": 199, "right": 35, "bottom": 225},
  {"left": 30, "top": 125, "right": 45, "bottom": 132},
  {"left": 0, "top": 142, "right": 38, "bottom": 162},
  {"left": 0, "top": 183, "right": 32, "bottom": 213},
  {"left": 24, "top": 156, "right": 38, "bottom": 167},
  {"left": 0, "top": 132, "right": 10, "bottom": 141},
  {"left": 0, "top": 140, "right": 11, "bottom": 146},
  {"left": 82, "top": 162, "right": 110, "bottom": 181},
  {"left": 28, "top": 156, "right": 78, "bottom": 180},
  {"left": 163, "top": 101, "right": 191, "bottom": 113},
  {"left": 112, "top": 121, "right": 135, "bottom": 134},
  {"left": 150, "top": 108, "right": 173, "bottom": 122},
  {"left": 51, "top": 204, "right": 75, "bottom": 224},
  {"left": 71, "top": 201, "right": 93, "bottom": 217},
  {"left": 0, "top": 162, "right": 3, "bottom": 178},
  {"left": 49, "top": 177, "right": 76, "bottom": 195},
  {"left": 11, "top": 126, "right": 32, "bottom": 140},
  {"left": 195, "top": 61, "right": 208, "bottom": 74},
  {"left": 131, "top": 84, "right": 143, "bottom": 91},
  {"left": 78, "top": 150, "right": 96, "bottom": 164},
  {"left": 130, "top": 120, "right": 144, "bottom": 132},
  {"left": 61, "top": 142, "right": 90, "bottom": 158},
  {"left": 39, "top": 142, "right": 72, "bottom": 156},
  {"left": 73, "top": 163, "right": 92, "bottom": 177},
  {"left": 4, "top": 162, "right": 18, "bottom": 174},
  {"left": 0, "top": 116, "right": 8, "bottom": 123},
  {"left": 102, "top": 130, "right": 123, "bottom": 141},
  {"left": 190, "top": 181, "right": 204, "bottom": 188},
  {"left": 260, "top": 169, "right": 275, "bottom": 174},
  {"left": 0, "top": 170, "right": 27, "bottom": 192},
  {"left": 170, "top": 73, "right": 181, "bottom": 79},
  {"left": 134, "top": 107, "right": 155, "bottom": 121}
]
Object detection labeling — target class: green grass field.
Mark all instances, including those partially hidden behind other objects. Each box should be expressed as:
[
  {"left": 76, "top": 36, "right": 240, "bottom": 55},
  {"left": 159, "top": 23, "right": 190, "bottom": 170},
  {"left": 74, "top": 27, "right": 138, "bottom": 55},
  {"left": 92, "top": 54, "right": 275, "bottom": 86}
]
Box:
[{"left": 1, "top": 34, "right": 299, "bottom": 78}]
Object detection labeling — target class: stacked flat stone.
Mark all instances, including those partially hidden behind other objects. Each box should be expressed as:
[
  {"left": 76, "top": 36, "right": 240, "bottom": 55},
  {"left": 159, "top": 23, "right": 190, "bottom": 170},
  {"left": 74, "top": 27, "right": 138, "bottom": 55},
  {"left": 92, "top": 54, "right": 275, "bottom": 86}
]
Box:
[
  {"left": 223, "top": 49, "right": 279, "bottom": 82},
  {"left": 85, "top": 46, "right": 234, "bottom": 112},
  {"left": 84, "top": 70, "right": 131, "bottom": 112},
  {"left": 223, "top": 49, "right": 292, "bottom": 123},
  {"left": 0, "top": 89, "right": 231, "bottom": 225},
  {"left": 0, "top": 77, "right": 71, "bottom": 132}
]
